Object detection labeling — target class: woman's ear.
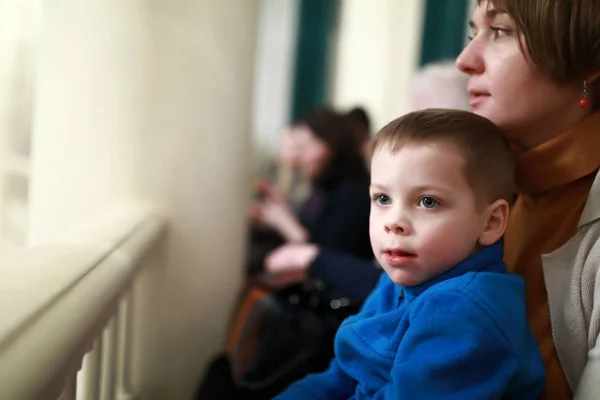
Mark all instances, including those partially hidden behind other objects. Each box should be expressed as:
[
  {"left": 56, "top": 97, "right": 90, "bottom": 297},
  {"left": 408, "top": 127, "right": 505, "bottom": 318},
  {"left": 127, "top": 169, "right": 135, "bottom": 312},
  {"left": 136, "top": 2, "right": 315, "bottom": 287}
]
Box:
[{"left": 478, "top": 199, "right": 510, "bottom": 246}]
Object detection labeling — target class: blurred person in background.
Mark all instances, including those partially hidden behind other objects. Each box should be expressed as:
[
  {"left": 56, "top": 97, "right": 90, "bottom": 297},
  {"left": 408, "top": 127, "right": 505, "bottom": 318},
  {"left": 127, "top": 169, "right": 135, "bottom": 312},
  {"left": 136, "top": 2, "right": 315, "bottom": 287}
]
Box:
[
  {"left": 346, "top": 106, "right": 372, "bottom": 158},
  {"left": 410, "top": 60, "right": 470, "bottom": 111},
  {"left": 250, "top": 106, "right": 373, "bottom": 261},
  {"left": 198, "top": 106, "right": 374, "bottom": 400}
]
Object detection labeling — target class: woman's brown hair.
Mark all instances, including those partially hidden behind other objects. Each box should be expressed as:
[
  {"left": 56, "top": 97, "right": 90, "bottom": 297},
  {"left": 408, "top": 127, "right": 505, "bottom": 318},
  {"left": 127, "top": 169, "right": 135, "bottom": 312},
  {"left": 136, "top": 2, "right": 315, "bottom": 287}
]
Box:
[{"left": 482, "top": 0, "right": 600, "bottom": 84}]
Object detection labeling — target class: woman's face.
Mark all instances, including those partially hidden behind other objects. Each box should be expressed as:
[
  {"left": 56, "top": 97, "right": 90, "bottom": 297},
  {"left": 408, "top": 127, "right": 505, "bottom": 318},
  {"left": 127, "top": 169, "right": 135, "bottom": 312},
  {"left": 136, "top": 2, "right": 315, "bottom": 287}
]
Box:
[
  {"left": 277, "top": 128, "right": 300, "bottom": 167},
  {"left": 290, "top": 125, "right": 331, "bottom": 179},
  {"left": 456, "top": 0, "right": 583, "bottom": 150}
]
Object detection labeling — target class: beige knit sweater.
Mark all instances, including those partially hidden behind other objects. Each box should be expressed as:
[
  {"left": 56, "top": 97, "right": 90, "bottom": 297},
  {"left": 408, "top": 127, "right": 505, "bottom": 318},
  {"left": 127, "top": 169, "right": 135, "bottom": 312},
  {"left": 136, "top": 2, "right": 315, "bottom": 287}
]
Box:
[{"left": 543, "top": 169, "right": 600, "bottom": 399}]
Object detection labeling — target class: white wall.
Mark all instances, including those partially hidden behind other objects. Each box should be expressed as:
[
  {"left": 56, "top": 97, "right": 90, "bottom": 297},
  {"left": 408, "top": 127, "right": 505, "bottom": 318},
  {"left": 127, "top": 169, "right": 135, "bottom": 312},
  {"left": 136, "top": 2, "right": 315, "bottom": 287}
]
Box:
[
  {"left": 331, "top": 0, "right": 425, "bottom": 131},
  {"left": 29, "top": 0, "right": 259, "bottom": 399},
  {"left": 250, "top": 0, "right": 299, "bottom": 176}
]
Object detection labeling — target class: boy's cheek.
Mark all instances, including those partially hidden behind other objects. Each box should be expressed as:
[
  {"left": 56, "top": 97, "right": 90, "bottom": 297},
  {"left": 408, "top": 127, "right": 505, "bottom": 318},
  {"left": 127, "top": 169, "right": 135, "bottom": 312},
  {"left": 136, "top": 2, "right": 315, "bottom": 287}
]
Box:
[{"left": 369, "top": 222, "right": 384, "bottom": 245}]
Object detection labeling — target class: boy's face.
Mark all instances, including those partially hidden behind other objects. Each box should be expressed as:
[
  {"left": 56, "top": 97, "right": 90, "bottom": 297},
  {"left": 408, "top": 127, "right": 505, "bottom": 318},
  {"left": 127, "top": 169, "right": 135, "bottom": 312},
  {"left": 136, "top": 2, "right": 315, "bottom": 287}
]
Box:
[{"left": 369, "top": 143, "right": 488, "bottom": 287}]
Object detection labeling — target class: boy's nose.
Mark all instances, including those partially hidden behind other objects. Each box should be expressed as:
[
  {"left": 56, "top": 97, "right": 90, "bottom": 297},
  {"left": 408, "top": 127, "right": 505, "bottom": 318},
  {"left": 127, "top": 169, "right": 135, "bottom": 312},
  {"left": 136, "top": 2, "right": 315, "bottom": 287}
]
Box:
[{"left": 384, "top": 220, "right": 412, "bottom": 235}]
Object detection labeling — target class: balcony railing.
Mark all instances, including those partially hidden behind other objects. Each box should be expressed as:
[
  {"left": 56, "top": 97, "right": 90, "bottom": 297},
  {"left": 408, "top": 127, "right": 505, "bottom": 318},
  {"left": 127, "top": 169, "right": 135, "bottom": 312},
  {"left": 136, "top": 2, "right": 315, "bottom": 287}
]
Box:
[{"left": 0, "top": 202, "right": 165, "bottom": 400}]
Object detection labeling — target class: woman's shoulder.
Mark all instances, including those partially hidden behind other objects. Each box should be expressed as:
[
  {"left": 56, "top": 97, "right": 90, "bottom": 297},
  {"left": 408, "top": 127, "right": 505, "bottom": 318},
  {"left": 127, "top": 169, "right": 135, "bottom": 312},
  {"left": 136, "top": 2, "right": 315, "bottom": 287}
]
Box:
[
  {"left": 571, "top": 217, "right": 600, "bottom": 276},
  {"left": 543, "top": 218, "right": 600, "bottom": 294},
  {"left": 578, "top": 220, "right": 600, "bottom": 288},
  {"left": 542, "top": 218, "right": 600, "bottom": 391}
]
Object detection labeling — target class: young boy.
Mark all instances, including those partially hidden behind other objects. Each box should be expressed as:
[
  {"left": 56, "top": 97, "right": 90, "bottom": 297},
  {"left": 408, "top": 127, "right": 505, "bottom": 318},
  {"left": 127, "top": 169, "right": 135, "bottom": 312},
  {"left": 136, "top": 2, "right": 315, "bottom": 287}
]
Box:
[{"left": 275, "top": 109, "right": 545, "bottom": 399}]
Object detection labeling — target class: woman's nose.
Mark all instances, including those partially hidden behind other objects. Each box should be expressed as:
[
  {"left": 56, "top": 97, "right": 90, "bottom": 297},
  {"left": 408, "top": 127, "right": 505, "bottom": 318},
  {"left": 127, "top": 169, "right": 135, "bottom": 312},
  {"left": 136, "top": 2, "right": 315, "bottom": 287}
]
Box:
[{"left": 456, "top": 39, "right": 484, "bottom": 76}]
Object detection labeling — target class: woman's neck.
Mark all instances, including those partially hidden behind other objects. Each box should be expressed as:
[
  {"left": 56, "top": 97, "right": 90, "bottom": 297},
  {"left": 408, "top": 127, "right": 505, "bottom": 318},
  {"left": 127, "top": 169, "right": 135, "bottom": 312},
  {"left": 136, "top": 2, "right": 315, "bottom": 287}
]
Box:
[{"left": 509, "top": 107, "right": 593, "bottom": 152}]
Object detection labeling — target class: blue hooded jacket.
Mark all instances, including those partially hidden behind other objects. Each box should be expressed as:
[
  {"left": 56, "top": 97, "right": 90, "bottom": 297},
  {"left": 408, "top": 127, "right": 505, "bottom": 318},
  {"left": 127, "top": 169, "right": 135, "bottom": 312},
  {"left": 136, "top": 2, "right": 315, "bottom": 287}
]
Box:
[{"left": 275, "top": 241, "right": 545, "bottom": 399}]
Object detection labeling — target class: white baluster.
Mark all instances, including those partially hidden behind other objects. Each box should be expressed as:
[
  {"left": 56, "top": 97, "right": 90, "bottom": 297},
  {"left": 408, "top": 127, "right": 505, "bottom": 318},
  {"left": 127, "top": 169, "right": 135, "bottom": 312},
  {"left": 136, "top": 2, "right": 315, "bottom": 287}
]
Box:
[
  {"left": 100, "top": 316, "right": 118, "bottom": 400},
  {"left": 115, "top": 295, "right": 134, "bottom": 399},
  {"left": 58, "top": 373, "right": 77, "bottom": 400},
  {"left": 77, "top": 339, "right": 103, "bottom": 400}
]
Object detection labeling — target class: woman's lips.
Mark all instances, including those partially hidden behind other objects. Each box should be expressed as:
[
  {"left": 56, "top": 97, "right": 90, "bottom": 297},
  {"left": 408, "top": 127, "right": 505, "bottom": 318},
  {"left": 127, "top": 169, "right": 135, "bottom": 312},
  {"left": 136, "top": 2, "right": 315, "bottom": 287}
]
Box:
[{"left": 468, "top": 90, "right": 490, "bottom": 108}]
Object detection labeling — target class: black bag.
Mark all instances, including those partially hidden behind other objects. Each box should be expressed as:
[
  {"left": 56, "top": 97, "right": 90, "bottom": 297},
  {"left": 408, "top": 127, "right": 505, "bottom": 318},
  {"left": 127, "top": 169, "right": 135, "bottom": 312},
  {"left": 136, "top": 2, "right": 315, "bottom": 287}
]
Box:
[
  {"left": 245, "top": 226, "right": 284, "bottom": 275},
  {"left": 225, "top": 280, "right": 359, "bottom": 390},
  {"left": 228, "top": 224, "right": 360, "bottom": 390}
]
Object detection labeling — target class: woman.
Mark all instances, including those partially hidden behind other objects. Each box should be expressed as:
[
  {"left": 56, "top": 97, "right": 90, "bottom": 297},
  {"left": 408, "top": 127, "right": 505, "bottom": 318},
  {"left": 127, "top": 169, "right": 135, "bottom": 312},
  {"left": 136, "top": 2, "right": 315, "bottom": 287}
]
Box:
[
  {"left": 197, "top": 107, "right": 376, "bottom": 400},
  {"left": 252, "top": 106, "right": 373, "bottom": 262},
  {"left": 457, "top": 1, "right": 600, "bottom": 398},
  {"left": 249, "top": 106, "right": 381, "bottom": 302}
]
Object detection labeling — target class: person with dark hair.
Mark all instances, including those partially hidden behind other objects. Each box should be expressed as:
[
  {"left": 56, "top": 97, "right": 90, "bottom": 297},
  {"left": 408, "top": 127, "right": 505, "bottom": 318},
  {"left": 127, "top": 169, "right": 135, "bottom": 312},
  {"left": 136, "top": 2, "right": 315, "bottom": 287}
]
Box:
[
  {"left": 258, "top": 107, "right": 381, "bottom": 304},
  {"left": 345, "top": 106, "right": 371, "bottom": 155},
  {"left": 251, "top": 106, "right": 373, "bottom": 261},
  {"left": 346, "top": 106, "right": 370, "bottom": 131},
  {"left": 197, "top": 107, "right": 378, "bottom": 400}
]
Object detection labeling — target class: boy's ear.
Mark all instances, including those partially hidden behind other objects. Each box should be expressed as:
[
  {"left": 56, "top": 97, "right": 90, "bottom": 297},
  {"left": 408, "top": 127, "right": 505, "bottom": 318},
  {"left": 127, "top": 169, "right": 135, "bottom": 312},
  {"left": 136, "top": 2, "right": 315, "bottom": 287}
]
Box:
[{"left": 478, "top": 199, "right": 509, "bottom": 246}]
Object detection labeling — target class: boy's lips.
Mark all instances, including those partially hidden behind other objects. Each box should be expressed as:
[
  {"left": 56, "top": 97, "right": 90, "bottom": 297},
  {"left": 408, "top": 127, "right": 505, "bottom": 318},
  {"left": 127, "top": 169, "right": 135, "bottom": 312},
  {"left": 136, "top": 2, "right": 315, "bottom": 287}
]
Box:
[{"left": 383, "top": 249, "right": 416, "bottom": 267}]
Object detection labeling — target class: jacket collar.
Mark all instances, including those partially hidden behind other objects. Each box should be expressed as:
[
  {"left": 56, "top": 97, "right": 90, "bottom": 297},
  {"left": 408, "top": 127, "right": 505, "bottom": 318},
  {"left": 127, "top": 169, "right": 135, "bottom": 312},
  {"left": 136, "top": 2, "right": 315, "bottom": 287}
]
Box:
[
  {"left": 403, "top": 241, "right": 505, "bottom": 300},
  {"left": 579, "top": 169, "right": 600, "bottom": 228}
]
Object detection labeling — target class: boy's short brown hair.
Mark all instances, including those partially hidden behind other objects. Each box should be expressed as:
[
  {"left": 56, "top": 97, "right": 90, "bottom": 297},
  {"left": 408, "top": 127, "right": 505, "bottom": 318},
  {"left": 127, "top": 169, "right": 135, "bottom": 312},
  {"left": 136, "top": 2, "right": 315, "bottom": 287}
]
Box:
[
  {"left": 370, "top": 109, "right": 515, "bottom": 207},
  {"left": 481, "top": 0, "right": 600, "bottom": 84}
]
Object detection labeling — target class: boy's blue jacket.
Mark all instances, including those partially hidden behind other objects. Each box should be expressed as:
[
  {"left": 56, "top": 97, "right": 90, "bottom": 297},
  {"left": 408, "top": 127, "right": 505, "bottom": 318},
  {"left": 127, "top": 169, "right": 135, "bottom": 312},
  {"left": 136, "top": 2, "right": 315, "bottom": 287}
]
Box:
[{"left": 275, "top": 241, "right": 545, "bottom": 399}]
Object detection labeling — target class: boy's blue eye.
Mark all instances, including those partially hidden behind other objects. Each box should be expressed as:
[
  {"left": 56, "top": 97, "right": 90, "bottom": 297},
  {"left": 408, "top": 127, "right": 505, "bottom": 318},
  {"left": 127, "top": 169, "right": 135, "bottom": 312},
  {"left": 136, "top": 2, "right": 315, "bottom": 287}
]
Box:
[
  {"left": 419, "top": 197, "right": 438, "bottom": 209},
  {"left": 375, "top": 194, "right": 391, "bottom": 206}
]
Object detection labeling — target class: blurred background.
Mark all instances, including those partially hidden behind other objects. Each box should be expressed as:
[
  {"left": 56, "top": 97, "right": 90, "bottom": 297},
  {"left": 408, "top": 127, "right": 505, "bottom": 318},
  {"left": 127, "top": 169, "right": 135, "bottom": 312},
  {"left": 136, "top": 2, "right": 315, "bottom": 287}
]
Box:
[{"left": 0, "top": 0, "right": 475, "bottom": 399}]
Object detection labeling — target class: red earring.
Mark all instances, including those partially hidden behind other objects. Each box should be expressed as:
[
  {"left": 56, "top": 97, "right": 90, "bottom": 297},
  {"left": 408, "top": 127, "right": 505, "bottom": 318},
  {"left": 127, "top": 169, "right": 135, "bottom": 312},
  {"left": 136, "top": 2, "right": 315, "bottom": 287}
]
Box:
[{"left": 580, "top": 80, "right": 590, "bottom": 107}]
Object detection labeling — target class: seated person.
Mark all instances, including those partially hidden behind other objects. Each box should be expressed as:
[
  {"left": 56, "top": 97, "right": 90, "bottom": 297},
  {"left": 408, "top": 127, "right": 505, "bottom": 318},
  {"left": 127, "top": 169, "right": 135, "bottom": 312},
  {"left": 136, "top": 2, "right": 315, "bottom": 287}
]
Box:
[
  {"left": 249, "top": 107, "right": 375, "bottom": 287},
  {"left": 275, "top": 109, "right": 545, "bottom": 399},
  {"left": 196, "top": 107, "right": 376, "bottom": 400}
]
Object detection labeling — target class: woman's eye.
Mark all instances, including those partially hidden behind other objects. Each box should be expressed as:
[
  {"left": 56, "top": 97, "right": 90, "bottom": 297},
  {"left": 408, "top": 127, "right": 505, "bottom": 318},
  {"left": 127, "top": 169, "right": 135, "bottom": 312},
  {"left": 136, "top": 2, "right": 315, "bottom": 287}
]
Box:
[
  {"left": 467, "top": 28, "right": 477, "bottom": 41},
  {"left": 375, "top": 194, "right": 391, "bottom": 206},
  {"left": 418, "top": 197, "right": 439, "bottom": 209},
  {"left": 491, "top": 27, "right": 508, "bottom": 39}
]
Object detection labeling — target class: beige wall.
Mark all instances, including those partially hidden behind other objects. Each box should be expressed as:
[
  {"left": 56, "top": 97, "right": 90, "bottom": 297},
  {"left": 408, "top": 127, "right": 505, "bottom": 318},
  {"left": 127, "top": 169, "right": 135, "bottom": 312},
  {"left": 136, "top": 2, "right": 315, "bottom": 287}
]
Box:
[
  {"left": 331, "top": 0, "right": 424, "bottom": 131},
  {"left": 28, "top": 0, "right": 150, "bottom": 242},
  {"left": 29, "top": 0, "right": 259, "bottom": 399},
  {"left": 133, "top": 1, "right": 258, "bottom": 399}
]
